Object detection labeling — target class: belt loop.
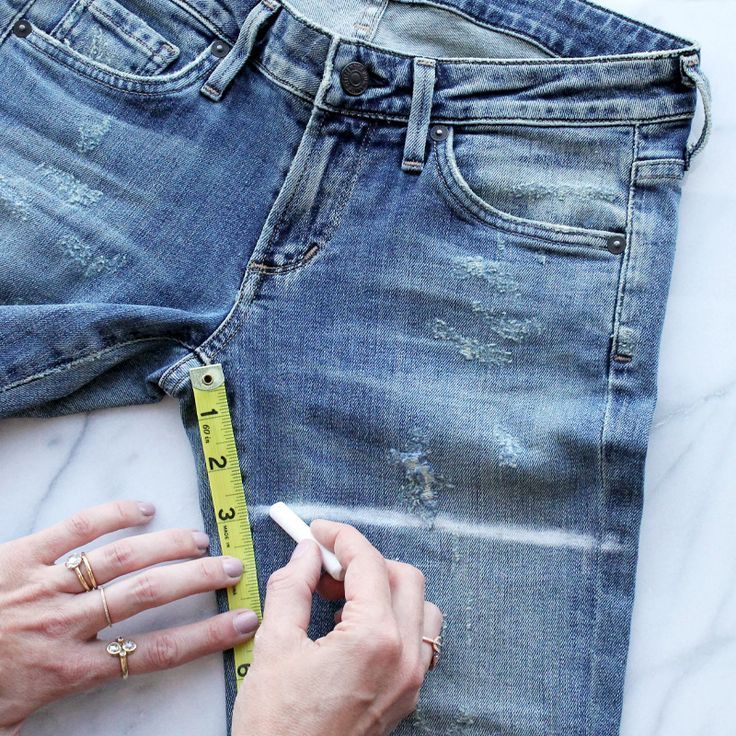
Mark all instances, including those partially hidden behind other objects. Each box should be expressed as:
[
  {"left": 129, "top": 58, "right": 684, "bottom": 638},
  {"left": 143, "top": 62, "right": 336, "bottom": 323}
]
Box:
[
  {"left": 680, "top": 51, "right": 712, "bottom": 170},
  {"left": 401, "top": 57, "right": 437, "bottom": 174},
  {"left": 200, "top": 0, "right": 281, "bottom": 102}
]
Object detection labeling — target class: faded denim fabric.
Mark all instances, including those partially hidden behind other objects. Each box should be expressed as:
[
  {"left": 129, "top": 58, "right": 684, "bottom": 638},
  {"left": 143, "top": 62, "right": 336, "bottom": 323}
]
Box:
[{"left": 0, "top": 0, "right": 711, "bottom": 734}]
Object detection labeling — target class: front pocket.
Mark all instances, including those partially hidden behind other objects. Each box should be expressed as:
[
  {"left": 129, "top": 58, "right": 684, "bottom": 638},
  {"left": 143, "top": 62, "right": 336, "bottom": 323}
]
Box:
[
  {"left": 11, "top": 18, "right": 219, "bottom": 97},
  {"left": 49, "top": 0, "right": 180, "bottom": 76},
  {"left": 432, "top": 124, "right": 632, "bottom": 252}
]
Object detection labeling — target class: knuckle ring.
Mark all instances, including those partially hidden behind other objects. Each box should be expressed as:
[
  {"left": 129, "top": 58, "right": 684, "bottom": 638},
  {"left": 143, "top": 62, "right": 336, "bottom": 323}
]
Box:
[
  {"left": 99, "top": 585, "right": 113, "bottom": 628},
  {"left": 106, "top": 637, "right": 137, "bottom": 679},
  {"left": 65, "top": 551, "right": 98, "bottom": 591},
  {"left": 421, "top": 634, "right": 441, "bottom": 671}
]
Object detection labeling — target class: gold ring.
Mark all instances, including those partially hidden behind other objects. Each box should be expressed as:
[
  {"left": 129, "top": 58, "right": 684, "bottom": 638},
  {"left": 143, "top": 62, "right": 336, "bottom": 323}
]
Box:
[
  {"left": 421, "top": 634, "right": 441, "bottom": 671},
  {"left": 106, "top": 637, "right": 137, "bottom": 679},
  {"left": 81, "top": 552, "right": 98, "bottom": 589},
  {"left": 65, "top": 552, "right": 97, "bottom": 591},
  {"left": 99, "top": 586, "right": 112, "bottom": 628}
]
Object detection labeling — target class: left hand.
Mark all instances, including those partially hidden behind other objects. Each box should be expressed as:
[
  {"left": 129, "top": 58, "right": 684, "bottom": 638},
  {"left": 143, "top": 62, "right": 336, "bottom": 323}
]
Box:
[{"left": 0, "top": 500, "right": 259, "bottom": 734}]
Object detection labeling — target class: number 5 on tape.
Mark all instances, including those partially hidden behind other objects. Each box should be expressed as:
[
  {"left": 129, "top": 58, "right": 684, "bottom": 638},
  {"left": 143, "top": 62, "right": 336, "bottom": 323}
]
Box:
[{"left": 189, "top": 364, "right": 261, "bottom": 687}]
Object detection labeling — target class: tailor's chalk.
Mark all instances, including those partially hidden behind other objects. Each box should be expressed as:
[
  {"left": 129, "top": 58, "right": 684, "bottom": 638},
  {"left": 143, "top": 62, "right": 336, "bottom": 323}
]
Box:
[{"left": 269, "top": 502, "right": 345, "bottom": 581}]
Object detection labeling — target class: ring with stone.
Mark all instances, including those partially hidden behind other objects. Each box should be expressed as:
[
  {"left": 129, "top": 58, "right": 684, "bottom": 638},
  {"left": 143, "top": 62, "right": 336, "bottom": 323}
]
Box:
[
  {"left": 106, "top": 637, "right": 137, "bottom": 679},
  {"left": 65, "top": 551, "right": 98, "bottom": 591}
]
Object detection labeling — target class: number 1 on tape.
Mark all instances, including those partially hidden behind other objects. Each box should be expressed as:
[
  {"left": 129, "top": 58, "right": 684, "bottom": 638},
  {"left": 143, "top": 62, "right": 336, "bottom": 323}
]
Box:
[{"left": 189, "top": 364, "right": 261, "bottom": 688}]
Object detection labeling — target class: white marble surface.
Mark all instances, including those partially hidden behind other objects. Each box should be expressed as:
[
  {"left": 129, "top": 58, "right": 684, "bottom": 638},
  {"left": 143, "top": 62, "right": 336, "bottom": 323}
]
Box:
[{"left": 1, "top": 1, "right": 733, "bottom": 734}]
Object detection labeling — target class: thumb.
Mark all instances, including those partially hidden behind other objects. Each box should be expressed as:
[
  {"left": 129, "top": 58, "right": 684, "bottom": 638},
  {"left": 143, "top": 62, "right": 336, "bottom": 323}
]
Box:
[{"left": 260, "top": 539, "right": 323, "bottom": 642}]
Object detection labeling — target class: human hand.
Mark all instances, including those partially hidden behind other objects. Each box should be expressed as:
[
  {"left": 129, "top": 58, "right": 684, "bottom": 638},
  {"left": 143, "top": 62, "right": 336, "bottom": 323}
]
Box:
[
  {"left": 0, "top": 500, "right": 259, "bottom": 734},
  {"left": 233, "top": 520, "right": 443, "bottom": 736}
]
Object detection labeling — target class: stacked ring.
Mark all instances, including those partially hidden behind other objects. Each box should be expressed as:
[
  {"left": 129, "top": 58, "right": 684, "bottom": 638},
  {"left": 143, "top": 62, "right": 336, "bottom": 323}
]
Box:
[
  {"left": 65, "top": 552, "right": 98, "bottom": 591},
  {"left": 99, "top": 586, "right": 113, "bottom": 627}
]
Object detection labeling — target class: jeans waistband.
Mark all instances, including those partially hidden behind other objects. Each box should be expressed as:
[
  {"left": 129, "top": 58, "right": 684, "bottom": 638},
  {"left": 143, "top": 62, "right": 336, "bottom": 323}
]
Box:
[
  {"left": 0, "top": 0, "right": 709, "bottom": 144},
  {"left": 224, "top": 0, "right": 701, "bottom": 127}
]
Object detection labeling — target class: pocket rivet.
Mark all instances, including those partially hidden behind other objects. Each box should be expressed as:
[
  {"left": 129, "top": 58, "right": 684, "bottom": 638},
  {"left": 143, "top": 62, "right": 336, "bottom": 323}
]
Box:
[
  {"left": 430, "top": 125, "right": 449, "bottom": 142},
  {"left": 606, "top": 235, "right": 626, "bottom": 254},
  {"left": 210, "top": 40, "right": 231, "bottom": 58},
  {"left": 12, "top": 19, "right": 32, "bottom": 37}
]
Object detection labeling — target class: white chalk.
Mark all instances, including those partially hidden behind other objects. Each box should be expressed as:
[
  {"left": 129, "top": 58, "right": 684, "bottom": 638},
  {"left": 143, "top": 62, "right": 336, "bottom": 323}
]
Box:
[{"left": 269, "top": 501, "right": 345, "bottom": 581}]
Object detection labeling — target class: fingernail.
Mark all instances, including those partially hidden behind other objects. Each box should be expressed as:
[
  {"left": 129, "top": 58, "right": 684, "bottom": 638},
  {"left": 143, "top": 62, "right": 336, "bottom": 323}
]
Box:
[
  {"left": 291, "top": 539, "right": 313, "bottom": 559},
  {"left": 233, "top": 610, "right": 259, "bottom": 635},
  {"left": 222, "top": 557, "right": 243, "bottom": 577},
  {"left": 193, "top": 531, "right": 210, "bottom": 550},
  {"left": 138, "top": 502, "right": 156, "bottom": 516}
]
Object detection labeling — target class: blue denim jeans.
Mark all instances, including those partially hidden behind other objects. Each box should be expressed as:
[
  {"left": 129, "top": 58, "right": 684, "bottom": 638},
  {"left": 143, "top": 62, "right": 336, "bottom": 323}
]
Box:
[{"left": 0, "top": 0, "right": 712, "bottom": 733}]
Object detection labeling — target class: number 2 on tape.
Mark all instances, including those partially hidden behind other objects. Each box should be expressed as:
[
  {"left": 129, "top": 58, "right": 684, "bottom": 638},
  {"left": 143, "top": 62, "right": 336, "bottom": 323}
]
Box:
[{"left": 189, "top": 364, "right": 261, "bottom": 687}]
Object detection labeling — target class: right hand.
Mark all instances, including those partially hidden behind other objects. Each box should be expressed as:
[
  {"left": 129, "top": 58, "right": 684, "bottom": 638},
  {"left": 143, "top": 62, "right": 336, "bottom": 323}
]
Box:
[{"left": 233, "top": 520, "right": 443, "bottom": 736}]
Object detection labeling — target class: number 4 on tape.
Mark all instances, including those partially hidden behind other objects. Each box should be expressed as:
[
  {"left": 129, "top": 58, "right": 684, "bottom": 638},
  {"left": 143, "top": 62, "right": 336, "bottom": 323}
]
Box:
[{"left": 189, "top": 363, "right": 261, "bottom": 687}]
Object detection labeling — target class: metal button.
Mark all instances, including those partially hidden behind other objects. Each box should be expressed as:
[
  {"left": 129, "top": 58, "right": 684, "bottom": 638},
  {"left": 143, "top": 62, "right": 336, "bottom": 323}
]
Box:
[
  {"left": 430, "top": 125, "right": 449, "bottom": 142},
  {"left": 340, "top": 61, "right": 369, "bottom": 96},
  {"left": 210, "top": 40, "right": 230, "bottom": 58},
  {"left": 606, "top": 235, "right": 626, "bottom": 254},
  {"left": 12, "top": 19, "right": 32, "bottom": 37}
]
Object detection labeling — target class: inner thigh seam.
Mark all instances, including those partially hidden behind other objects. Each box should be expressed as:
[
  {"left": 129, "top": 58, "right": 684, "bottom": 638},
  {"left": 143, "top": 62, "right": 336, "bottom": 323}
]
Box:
[{"left": 0, "top": 336, "right": 197, "bottom": 394}]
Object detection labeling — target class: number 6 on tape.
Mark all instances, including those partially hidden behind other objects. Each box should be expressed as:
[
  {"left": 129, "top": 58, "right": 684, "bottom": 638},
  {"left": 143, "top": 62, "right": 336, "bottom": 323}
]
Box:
[{"left": 189, "top": 363, "right": 261, "bottom": 688}]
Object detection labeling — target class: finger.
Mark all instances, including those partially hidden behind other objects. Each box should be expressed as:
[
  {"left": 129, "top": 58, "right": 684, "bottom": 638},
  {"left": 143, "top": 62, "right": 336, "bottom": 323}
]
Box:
[
  {"left": 387, "top": 561, "right": 426, "bottom": 649},
  {"left": 51, "top": 528, "right": 210, "bottom": 593},
  {"left": 316, "top": 572, "right": 344, "bottom": 601},
  {"left": 420, "top": 602, "right": 444, "bottom": 673},
  {"left": 259, "top": 539, "right": 322, "bottom": 642},
  {"left": 333, "top": 605, "right": 344, "bottom": 624},
  {"left": 27, "top": 500, "right": 156, "bottom": 564},
  {"left": 91, "top": 608, "right": 260, "bottom": 681},
  {"left": 310, "top": 520, "right": 392, "bottom": 614},
  {"left": 75, "top": 555, "right": 244, "bottom": 632}
]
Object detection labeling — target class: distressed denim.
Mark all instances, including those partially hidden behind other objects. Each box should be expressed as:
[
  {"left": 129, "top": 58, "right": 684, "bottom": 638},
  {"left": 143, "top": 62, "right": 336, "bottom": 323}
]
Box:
[{"left": 0, "top": 0, "right": 711, "bottom": 733}]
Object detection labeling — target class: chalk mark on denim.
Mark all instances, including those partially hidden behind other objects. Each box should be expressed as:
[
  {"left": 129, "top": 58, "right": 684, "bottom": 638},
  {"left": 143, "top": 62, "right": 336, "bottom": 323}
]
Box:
[
  {"left": 57, "top": 233, "right": 127, "bottom": 277},
  {"left": 389, "top": 428, "right": 453, "bottom": 526},
  {"left": 35, "top": 163, "right": 103, "bottom": 207},
  {"left": 251, "top": 503, "right": 625, "bottom": 553}
]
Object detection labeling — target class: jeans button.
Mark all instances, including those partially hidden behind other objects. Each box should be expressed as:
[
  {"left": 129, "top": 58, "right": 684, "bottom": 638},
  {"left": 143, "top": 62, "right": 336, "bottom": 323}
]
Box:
[{"left": 340, "top": 61, "right": 369, "bottom": 96}]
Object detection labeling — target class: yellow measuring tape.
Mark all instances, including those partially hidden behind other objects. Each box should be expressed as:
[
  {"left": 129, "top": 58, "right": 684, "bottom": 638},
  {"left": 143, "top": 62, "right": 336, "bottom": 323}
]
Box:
[{"left": 189, "top": 363, "right": 261, "bottom": 688}]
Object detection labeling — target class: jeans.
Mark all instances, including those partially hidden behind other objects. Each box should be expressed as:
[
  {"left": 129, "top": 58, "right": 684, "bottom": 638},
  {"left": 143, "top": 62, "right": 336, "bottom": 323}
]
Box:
[{"left": 0, "top": 0, "right": 712, "bottom": 733}]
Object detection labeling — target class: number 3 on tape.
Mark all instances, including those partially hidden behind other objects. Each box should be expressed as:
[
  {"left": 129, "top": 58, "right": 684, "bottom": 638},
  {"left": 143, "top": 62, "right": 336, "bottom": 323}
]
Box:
[{"left": 189, "top": 364, "right": 262, "bottom": 687}]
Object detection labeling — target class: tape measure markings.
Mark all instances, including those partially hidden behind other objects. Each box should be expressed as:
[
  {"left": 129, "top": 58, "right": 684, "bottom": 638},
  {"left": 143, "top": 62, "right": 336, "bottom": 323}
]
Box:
[{"left": 189, "top": 363, "right": 261, "bottom": 687}]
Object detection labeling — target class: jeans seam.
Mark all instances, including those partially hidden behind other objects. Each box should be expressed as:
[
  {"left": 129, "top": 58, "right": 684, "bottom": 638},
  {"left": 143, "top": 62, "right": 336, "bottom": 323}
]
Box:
[
  {"left": 588, "top": 120, "right": 639, "bottom": 736},
  {"left": 263, "top": 114, "right": 327, "bottom": 258},
  {"left": 0, "top": 336, "right": 197, "bottom": 394}
]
